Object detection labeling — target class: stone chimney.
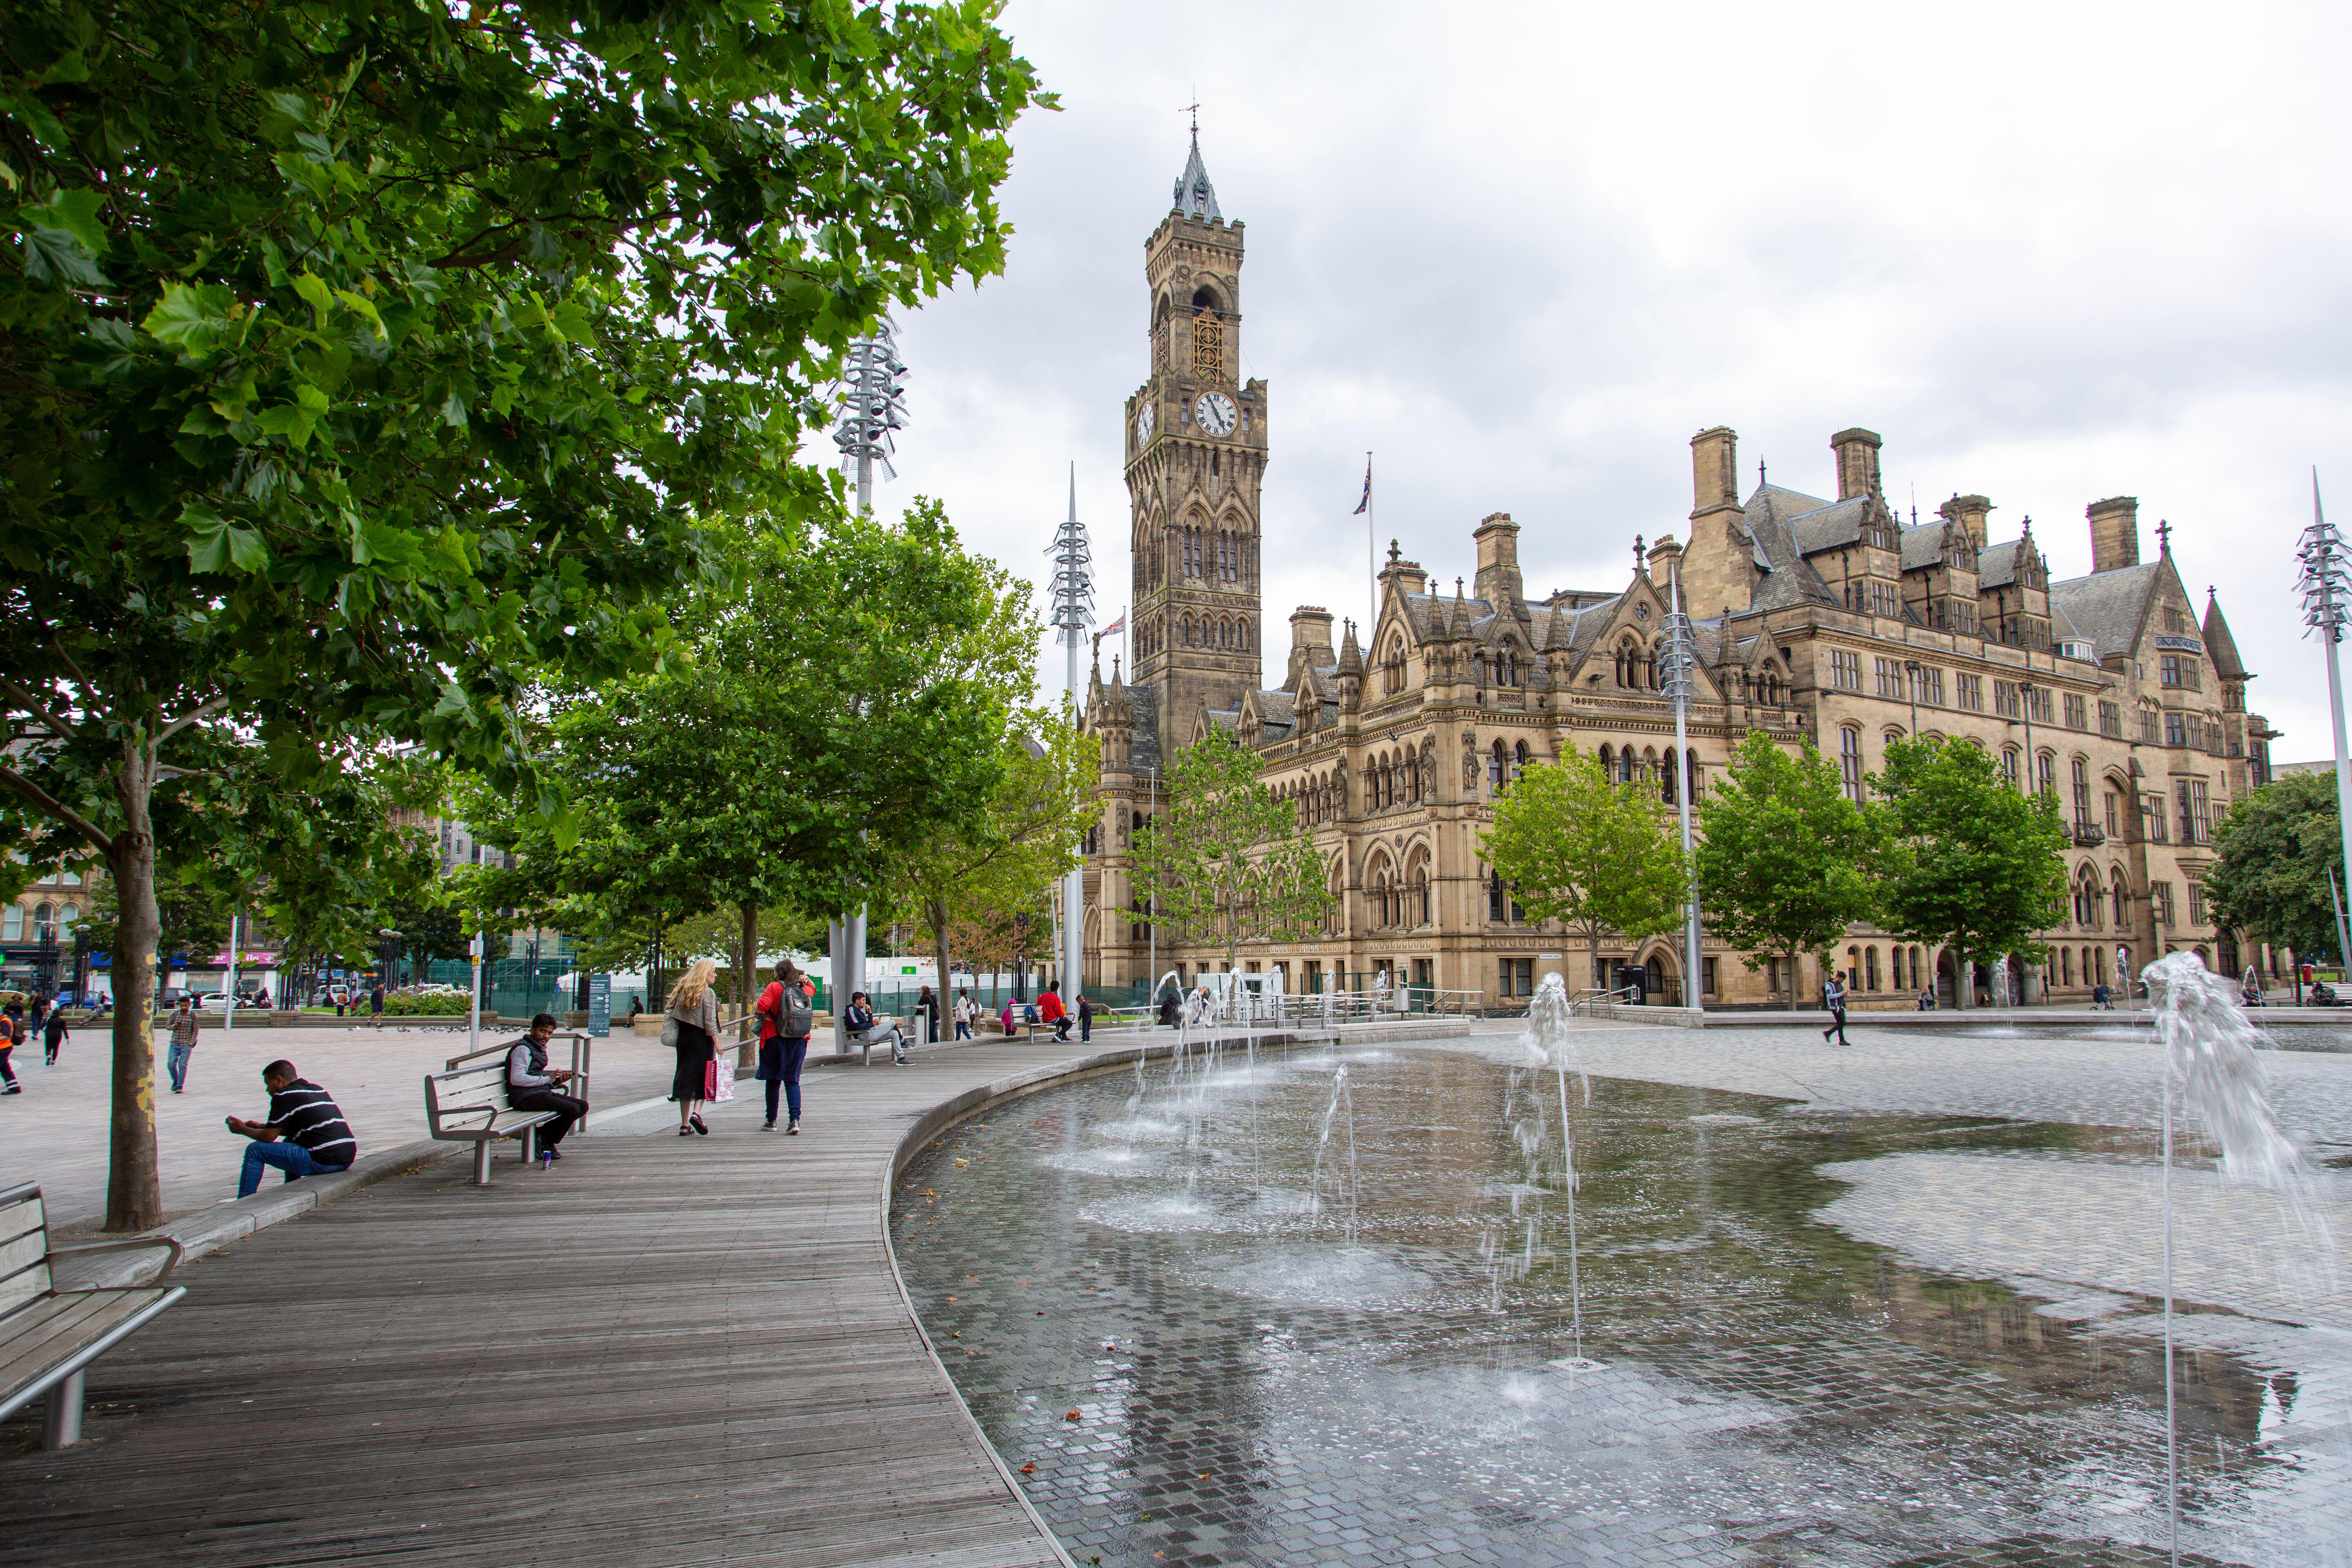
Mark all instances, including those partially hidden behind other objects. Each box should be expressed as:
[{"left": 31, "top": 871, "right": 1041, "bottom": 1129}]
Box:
[
  {"left": 1831, "top": 428, "right": 1883, "bottom": 501},
  {"left": 1682, "top": 425, "right": 1751, "bottom": 617},
  {"left": 1286, "top": 605, "right": 1333, "bottom": 686},
  {"left": 2087, "top": 497, "right": 2140, "bottom": 573},
  {"left": 1938, "top": 493, "right": 1994, "bottom": 551},
  {"left": 1690, "top": 427, "right": 1739, "bottom": 517},
  {"left": 1646, "top": 533, "right": 1685, "bottom": 585},
  {"left": 1472, "top": 512, "right": 1524, "bottom": 611}
]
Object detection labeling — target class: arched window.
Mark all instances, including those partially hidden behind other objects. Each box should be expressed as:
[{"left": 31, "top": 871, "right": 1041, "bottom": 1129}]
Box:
[
  {"left": 2071, "top": 757, "right": 2091, "bottom": 827},
  {"left": 1512, "top": 740, "right": 1529, "bottom": 780},
  {"left": 1598, "top": 743, "right": 1615, "bottom": 777},
  {"left": 1406, "top": 750, "right": 1421, "bottom": 804},
  {"left": 1662, "top": 746, "right": 1679, "bottom": 806},
  {"left": 1840, "top": 727, "right": 1864, "bottom": 804},
  {"left": 1383, "top": 638, "right": 1407, "bottom": 695},
  {"left": 2111, "top": 875, "right": 2130, "bottom": 929},
  {"left": 2000, "top": 747, "right": 2021, "bottom": 788},
  {"left": 1865, "top": 946, "right": 1880, "bottom": 991},
  {"left": 1488, "top": 868, "right": 1507, "bottom": 923},
  {"left": 33, "top": 902, "right": 56, "bottom": 942},
  {"left": 1489, "top": 740, "right": 1507, "bottom": 788},
  {"left": 2036, "top": 750, "right": 2056, "bottom": 798}
]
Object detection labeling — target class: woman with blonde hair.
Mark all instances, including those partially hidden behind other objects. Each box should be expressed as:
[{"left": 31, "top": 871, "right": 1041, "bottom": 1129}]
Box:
[{"left": 664, "top": 958, "right": 722, "bottom": 1136}]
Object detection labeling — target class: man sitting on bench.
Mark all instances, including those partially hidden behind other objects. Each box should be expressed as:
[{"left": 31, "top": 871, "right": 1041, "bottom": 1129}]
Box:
[
  {"left": 227, "top": 1060, "right": 357, "bottom": 1196},
  {"left": 843, "top": 993, "right": 908, "bottom": 1065},
  {"left": 505, "top": 1012, "right": 587, "bottom": 1160}
]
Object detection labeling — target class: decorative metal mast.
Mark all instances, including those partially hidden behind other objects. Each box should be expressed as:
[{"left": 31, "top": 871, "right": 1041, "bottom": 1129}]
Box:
[
  {"left": 1662, "top": 565, "right": 1704, "bottom": 1009},
  {"left": 1047, "top": 464, "right": 1094, "bottom": 998},
  {"left": 833, "top": 321, "right": 909, "bottom": 514},
  {"left": 2295, "top": 472, "right": 2352, "bottom": 970},
  {"left": 824, "top": 320, "right": 909, "bottom": 1045}
]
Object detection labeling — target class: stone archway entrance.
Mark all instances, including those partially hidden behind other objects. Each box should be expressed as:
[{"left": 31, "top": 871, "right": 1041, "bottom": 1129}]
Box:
[{"left": 1936, "top": 949, "right": 1958, "bottom": 1009}]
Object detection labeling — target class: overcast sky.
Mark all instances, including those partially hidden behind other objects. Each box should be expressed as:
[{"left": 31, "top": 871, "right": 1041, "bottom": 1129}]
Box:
[{"left": 842, "top": 0, "right": 2352, "bottom": 760}]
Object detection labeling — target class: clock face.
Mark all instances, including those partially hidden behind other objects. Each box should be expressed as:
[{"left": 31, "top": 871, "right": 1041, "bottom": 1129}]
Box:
[
  {"left": 1194, "top": 392, "right": 1237, "bottom": 437},
  {"left": 1135, "top": 402, "right": 1155, "bottom": 445}
]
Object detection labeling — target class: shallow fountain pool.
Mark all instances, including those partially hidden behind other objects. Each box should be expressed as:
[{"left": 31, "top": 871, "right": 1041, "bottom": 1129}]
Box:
[{"left": 890, "top": 1045, "right": 2328, "bottom": 1568}]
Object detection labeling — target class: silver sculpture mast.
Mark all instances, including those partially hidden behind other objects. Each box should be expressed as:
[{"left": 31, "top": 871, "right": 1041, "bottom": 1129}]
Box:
[
  {"left": 2296, "top": 472, "right": 2352, "bottom": 971},
  {"left": 1047, "top": 463, "right": 1095, "bottom": 998},
  {"left": 826, "top": 321, "right": 909, "bottom": 1043},
  {"left": 1663, "top": 565, "right": 1704, "bottom": 1009}
]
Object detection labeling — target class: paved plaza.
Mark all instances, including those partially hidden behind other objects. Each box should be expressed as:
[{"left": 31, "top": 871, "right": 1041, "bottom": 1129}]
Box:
[
  {"left": 6, "top": 1019, "right": 690, "bottom": 1231},
  {"left": 2, "top": 1018, "right": 2346, "bottom": 1567}
]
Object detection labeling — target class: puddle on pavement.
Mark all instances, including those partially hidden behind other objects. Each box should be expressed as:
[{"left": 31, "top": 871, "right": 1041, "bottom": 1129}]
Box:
[{"left": 891, "top": 1046, "right": 2342, "bottom": 1568}]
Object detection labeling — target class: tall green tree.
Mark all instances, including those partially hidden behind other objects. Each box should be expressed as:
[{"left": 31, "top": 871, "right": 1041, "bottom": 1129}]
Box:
[
  {"left": 1480, "top": 745, "right": 1688, "bottom": 996},
  {"left": 1872, "top": 737, "right": 2067, "bottom": 1006},
  {"left": 1694, "top": 731, "right": 1879, "bottom": 993},
  {"left": 890, "top": 708, "right": 1099, "bottom": 1016},
  {"left": 1131, "top": 729, "right": 1333, "bottom": 981},
  {"left": 463, "top": 503, "right": 1038, "bottom": 1013},
  {"left": 2205, "top": 771, "right": 2346, "bottom": 964},
  {"left": 0, "top": 2, "right": 1045, "bottom": 1228}
]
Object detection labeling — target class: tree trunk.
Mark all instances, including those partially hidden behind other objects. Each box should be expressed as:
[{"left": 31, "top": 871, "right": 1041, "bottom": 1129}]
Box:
[
  {"left": 928, "top": 895, "right": 952, "bottom": 1044},
  {"left": 1587, "top": 929, "right": 1603, "bottom": 1000},
  {"left": 736, "top": 900, "right": 759, "bottom": 1069},
  {"left": 1952, "top": 936, "right": 1970, "bottom": 1010},
  {"left": 105, "top": 743, "right": 162, "bottom": 1234}
]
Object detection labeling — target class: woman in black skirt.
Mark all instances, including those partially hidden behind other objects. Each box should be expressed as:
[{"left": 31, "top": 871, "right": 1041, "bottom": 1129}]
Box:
[{"left": 666, "top": 959, "right": 721, "bottom": 1136}]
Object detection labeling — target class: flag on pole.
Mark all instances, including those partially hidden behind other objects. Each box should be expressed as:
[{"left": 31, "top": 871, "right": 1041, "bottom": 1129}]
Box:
[
  {"left": 1100, "top": 612, "right": 1126, "bottom": 636},
  {"left": 1353, "top": 460, "right": 1372, "bottom": 515}
]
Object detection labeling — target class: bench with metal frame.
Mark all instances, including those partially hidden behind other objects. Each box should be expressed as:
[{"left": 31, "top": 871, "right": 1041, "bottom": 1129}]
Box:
[
  {"left": 0, "top": 1181, "right": 187, "bottom": 1449},
  {"left": 423, "top": 1032, "right": 594, "bottom": 1186}
]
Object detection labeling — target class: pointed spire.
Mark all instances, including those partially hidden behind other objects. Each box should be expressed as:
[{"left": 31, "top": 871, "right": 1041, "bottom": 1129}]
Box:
[
  {"left": 2202, "top": 592, "right": 2249, "bottom": 681},
  {"left": 1337, "top": 617, "right": 1363, "bottom": 674},
  {"left": 1067, "top": 460, "right": 1077, "bottom": 523},
  {"left": 1173, "top": 129, "right": 1223, "bottom": 221}
]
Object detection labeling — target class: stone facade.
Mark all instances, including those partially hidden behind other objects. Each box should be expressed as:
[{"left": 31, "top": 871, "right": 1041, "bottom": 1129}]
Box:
[{"left": 1080, "top": 143, "right": 2277, "bottom": 1009}]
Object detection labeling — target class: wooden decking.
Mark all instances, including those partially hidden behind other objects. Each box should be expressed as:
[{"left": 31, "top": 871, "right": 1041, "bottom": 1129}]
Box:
[{"left": 0, "top": 1036, "right": 1099, "bottom": 1568}]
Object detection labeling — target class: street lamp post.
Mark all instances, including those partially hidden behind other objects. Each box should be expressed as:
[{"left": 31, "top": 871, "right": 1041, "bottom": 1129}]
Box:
[
  {"left": 1662, "top": 566, "right": 1704, "bottom": 1009},
  {"left": 827, "top": 321, "right": 907, "bottom": 1050},
  {"left": 2295, "top": 472, "right": 2352, "bottom": 973},
  {"left": 1902, "top": 658, "right": 1922, "bottom": 737},
  {"left": 1047, "top": 463, "right": 1095, "bottom": 1004}
]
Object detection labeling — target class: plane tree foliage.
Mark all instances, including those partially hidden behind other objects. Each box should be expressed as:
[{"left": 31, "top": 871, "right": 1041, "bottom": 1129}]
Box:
[{"left": 0, "top": 0, "right": 1046, "bottom": 1227}]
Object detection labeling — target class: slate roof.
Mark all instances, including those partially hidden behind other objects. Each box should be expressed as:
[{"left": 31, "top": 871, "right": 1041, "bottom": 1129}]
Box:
[
  {"left": 1976, "top": 541, "right": 2029, "bottom": 590},
  {"left": 2047, "top": 562, "right": 2162, "bottom": 662},
  {"left": 1739, "top": 486, "right": 1843, "bottom": 612},
  {"left": 2203, "top": 595, "right": 2249, "bottom": 679},
  {"left": 1123, "top": 685, "right": 1161, "bottom": 775},
  {"left": 1173, "top": 132, "right": 1221, "bottom": 222},
  {"left": 1788, "top": 496, "right": 1870, "bottom": 555},
  {"left": 1900, "top": 523, "right": 1952, "bottom": 572}
]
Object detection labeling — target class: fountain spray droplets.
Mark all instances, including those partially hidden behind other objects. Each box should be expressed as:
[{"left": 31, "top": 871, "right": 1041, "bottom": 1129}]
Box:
[
  {"left": 2140, "top": 950, "right": 2334, "bottom": 1568},
  {"left": 1312, "top": 1064, "right": 1361, "bottom": 1241},
  {"left": 1515, "top": 973, "right": 1598, "bottom": 1369}
]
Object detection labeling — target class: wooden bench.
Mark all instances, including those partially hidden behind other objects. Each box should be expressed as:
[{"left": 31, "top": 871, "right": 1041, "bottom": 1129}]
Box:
[
  {"left": 424, "top": 1060, "right": 559, "bottom": 1185},
  {"left": 0, "top": 1182, "right": 186, "bottom": 1449}
]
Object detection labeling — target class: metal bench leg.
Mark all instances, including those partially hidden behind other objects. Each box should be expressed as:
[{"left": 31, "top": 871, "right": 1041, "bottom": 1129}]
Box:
[
  {"left": 472, "top": 1141, "right": 493, "bottom": 1187},
  {"left": 42, "top": 1370, "right": 85, "bottom": 1449},
  {"left": 518, "top": 1126, "right": 536, "bottom": 1163}
]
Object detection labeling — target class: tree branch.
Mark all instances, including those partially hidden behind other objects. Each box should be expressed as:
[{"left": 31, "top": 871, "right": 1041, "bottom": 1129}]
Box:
[
  {"left": 0, "top": 678, "right": 77, "bottom": 742},
  {"left": 0, "top": 765, "right": 116, "bottom": 855},
  {"left": 158, "top": 697, "right": 230, "bottom": 742}
]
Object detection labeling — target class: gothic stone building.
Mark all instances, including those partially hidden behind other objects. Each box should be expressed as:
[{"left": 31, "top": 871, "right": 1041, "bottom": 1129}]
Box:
[{"left": 1080, "top": 138, "right": 2277, "bottom": 1009}]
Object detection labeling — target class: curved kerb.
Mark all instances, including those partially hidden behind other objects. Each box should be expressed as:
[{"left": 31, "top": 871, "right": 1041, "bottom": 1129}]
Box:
[{"left": 874, "top": 1028, "right": 1341, "bottom": 1568}]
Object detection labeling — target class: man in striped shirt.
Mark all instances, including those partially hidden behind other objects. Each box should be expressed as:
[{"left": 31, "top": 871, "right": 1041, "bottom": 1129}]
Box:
[{"left": 226, "top": 1060, "right": 357, "bottom": 1197}]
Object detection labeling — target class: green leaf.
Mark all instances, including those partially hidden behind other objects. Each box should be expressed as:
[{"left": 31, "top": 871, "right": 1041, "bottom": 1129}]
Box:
[
  {"left": 333, "top": 288, "right": 387, "bottom": 341},
  {"left": 292, "top": 271, "right": 333, "bottom": 319},
  {"left": 22, "top": 188, "right": 109, "bottom": 255},
  {"left": 143, "top": 283, "right": 241, "bottom": 358},
  {"left": 180, "top": 501, "right": 265, "bottom": 573}
]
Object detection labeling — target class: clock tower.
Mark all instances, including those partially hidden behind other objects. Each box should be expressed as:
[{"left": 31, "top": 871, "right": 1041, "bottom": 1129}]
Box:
[{"left": 1125, "top": 130, "right": 1268, "bottom": 748}]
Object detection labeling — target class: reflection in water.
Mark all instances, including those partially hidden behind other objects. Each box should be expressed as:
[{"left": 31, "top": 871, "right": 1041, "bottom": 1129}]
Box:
[{"left": 892, "top": 1048, "right": 2336, "bottom": 1568}]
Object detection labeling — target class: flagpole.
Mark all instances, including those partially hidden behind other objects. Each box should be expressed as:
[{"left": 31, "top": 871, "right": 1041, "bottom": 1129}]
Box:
[{"left": 1366, "top": 451, "right": 1376, "bottom": 632}]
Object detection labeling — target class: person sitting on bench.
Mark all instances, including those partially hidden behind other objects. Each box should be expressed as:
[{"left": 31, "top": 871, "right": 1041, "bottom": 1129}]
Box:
[
  {"left": 227, "top": 1060, "right": 356, "bottom": 1196},
  {"left": 505, "top": 1012, "right": 588, "bottom": 1160},
  {"left": 843, "top": 993, "right": 907, "bottom": 1064}
]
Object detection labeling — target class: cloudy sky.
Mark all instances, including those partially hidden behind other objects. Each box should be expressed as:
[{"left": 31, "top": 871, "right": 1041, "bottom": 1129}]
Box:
[{"left": 846, "top": 0, "right": 2352, "bottom": 758}]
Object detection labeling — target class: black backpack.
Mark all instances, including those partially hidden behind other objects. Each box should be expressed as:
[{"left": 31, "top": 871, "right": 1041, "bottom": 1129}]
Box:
[{"left": 773, "top": 983, "right": 813, "bottom": 1038}]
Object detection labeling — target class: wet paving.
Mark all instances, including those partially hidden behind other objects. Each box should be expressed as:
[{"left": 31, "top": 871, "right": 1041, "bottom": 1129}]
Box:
[{"left": 890, "top": 1042, "right": 2347, "bottom": 1568}]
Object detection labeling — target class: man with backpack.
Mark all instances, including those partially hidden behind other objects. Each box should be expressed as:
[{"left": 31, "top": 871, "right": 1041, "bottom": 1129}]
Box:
[{"left": 755, "top": 960, "right": 815, "bottom": 1133}]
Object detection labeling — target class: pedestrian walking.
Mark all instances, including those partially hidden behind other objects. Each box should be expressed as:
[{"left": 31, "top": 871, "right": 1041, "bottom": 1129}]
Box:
[
  {"left": 1820, "top": 974, "right": 1850, "bottom": 1047},
  {"left": 918, "top": 984, "right": 940, "bottom": 1045},
  {"left": 1078, "top": 992, "right": 1094, "bottom": 1042},
  {"left": 953, "top": 989, "right": 975, "bottom": 1040},
  {"left": 664, "top": 959, "right": 720, "bottom": 1138},
  {"left": 165, "top": 995, "right": 200, "bottom": 1092},
  {"left": 42, "top": 1003, "right": 68, "bottom": 1066},
  {"left": 0, "top": 1009, "right": 19, "bottom": 1094},
  {"left": 754, "top": 960, "right": 813, "bottom": 1133},
  {"left": 369, "top": 980, "right": 385, "bottom": 1029}
]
